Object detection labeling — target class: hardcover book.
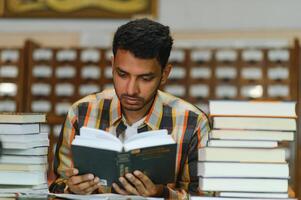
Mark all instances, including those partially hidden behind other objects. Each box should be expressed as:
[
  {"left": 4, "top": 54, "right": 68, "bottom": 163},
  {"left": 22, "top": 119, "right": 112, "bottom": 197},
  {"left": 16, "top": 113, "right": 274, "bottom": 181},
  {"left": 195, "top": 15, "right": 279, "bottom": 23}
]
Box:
[
  {"left": 218, "top": 191, "right": 289, "bottom": 198},
  {"left": 199, "top": 177, "right": 288, "bottom": 192},
  {"left": 0, "top": 123, "right": 40, "bottom": 135},
  {"left": 210, "top": 129, "right": 294, "bottom": 141},
  {"left": 0, "top": 113, "right": 46, "bottom": 124},
  {"left": 0, "top": 171, "right": 47, "bottom": 185},
  {"left": 198, "top": 147, "right": 286, "bottom": 163},
  {"left": 207, "top": 139, "right": 278, "bottom": 148},
  {"left": 72, "top": 127, "right": 177, "bottom": 186},
  {"left": 209, "top": 100, "right": 296, "bottom": 118},
  {"left": 212, "top": 116, "right": 296, "bottom": 131},
  {"left": 198, "top": 162, "right": 289, "bottom": 178}
]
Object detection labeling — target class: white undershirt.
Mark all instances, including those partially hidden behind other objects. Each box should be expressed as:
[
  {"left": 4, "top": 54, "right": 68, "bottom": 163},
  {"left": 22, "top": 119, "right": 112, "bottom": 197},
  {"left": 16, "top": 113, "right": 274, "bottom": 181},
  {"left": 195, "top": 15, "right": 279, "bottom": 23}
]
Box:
[{"left": 120, "top": 116, "right": 146, "bottom": 142}]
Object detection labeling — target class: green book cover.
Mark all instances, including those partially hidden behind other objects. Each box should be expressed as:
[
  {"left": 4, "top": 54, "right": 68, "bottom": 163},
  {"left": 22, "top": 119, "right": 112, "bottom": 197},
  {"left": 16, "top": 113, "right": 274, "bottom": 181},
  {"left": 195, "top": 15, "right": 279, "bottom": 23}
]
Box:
[{"left": 72, "top": 127, "right": 177, "bottom": 186}]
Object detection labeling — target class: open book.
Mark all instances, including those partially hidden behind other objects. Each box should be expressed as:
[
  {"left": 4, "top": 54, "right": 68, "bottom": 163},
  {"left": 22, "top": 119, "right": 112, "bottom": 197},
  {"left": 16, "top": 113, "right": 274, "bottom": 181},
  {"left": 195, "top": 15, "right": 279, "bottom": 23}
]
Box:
[{"left": 71, "top": 127, "right": 177, "bottom": 186}]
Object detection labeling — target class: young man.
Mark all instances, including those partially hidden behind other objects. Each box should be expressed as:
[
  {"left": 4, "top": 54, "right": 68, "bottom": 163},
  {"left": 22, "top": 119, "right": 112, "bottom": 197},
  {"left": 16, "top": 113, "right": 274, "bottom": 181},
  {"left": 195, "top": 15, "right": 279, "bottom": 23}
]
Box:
[{"left": 50, "top": 18, "right": 210, "bottom": 199}]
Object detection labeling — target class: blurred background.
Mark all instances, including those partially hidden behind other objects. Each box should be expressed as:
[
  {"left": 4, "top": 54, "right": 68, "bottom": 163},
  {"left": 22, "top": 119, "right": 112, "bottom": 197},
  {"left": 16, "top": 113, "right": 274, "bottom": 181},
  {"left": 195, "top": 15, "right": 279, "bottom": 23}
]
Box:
[{"left": 0, "top": 0, "right": 300, "bottom": 198}]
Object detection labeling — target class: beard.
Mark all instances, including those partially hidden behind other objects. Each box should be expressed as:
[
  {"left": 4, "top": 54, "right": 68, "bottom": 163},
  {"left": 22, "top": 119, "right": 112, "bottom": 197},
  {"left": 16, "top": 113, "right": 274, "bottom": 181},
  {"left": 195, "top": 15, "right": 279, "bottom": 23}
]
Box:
[
  {"left": 115, "top": 81, "right": 161, "bottom": 112},
  {"left": 113, "top": 73, "right": 163, "bottom": 113},
  {"left": 119, "top": 90, "right": 157, "bottom": 112}
]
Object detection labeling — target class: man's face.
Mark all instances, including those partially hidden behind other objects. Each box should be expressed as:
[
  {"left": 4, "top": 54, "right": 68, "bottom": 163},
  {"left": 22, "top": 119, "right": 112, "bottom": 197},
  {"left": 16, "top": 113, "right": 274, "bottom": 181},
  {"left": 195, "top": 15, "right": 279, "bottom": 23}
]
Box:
[{"left": 112, "top": 49, "right": 170, "bottom": 112}]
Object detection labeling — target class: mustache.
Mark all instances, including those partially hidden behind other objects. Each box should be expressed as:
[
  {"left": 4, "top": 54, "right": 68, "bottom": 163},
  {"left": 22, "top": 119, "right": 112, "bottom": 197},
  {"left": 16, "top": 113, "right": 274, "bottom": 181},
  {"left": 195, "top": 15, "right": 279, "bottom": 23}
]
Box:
[{"left": 120, "top": 94, "right": 143, "bottom": 101}]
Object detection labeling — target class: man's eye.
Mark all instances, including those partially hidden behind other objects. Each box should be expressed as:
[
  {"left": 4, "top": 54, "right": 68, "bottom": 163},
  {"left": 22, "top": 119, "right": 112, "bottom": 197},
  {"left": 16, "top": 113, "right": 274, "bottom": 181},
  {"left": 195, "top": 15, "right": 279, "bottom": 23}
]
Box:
[
  {"left": 117, "top": 71, "right": 126, "bottom": 77},
  {"left": 142, "top": 76, "right": 153, "bottom": 81}
]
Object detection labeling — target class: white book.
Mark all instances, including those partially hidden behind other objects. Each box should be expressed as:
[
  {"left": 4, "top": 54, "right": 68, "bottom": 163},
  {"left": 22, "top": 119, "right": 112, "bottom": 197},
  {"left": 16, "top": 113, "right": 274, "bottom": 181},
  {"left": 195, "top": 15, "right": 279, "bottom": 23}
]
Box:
[
  {"left": 0, "top": 113, "right": 46, "bottom": 124},
  {"left": 0, "top": 193, "right": 16, "bottom": 198},
  {"left": 0, "top": 112, "right": 46, "bottom": 123},
  {"left": 2, "top": 139, "right": 49, "bottom": 149},
  {"left": 213, "top": 117, "right": 296, "bottom": 131},
  {"left": 198, "top": 147, "right": 286, "bottom": 163},
  {"left": 0, "top": 132, "right": 48, "bottom": 142},
  {"left": 209, "top": 100, "right": 296, "bottom": 118},
  {"left": 76, "top": 127, "right": 175, "bottom": 152},
  {"left": 198, "top": 162, "right": 289, "bottom": 178},
  {"left": 199, "top": 177, "right": 288, "bottom": 192},
  {"left": 210, "top": 129, "right": 294, "bottom": 141},
  {"left": 0, "top": 188, "right": 48, "bottom": 195},
  {"left": 219, "top": 191, "right": 289, "bottom": 198},
  {"left": 0, "top": 155, "right": 47, "bottom": 164},
  {"left": 49, "top": 193, "right": 164, "bottom": 200},
  {"left": 191, "top": 197, "right": 295, "bottom": 200},
  {"left": 0, "top": 163, "right": 47, "bottom": 171},
  {"left": 0, "top": 124, "right": 39, "bottom": 134},
  {"left": 208, "top": 139, "right": 278, "bottom": 148},
  {"left": 0, "top": 183, "right": 48, "bottom": 191},
  {"left": 2, "top": 147, "right": 48, "bottom": 156},
  {"left": 0, "top": 187, "right": 48, "bottom": 195},
  {"left": 1, "top": 132, "right": 49, "bottom": 149},
  {"left": 0, "top": 171, "right": 47, "bottom": 185}
]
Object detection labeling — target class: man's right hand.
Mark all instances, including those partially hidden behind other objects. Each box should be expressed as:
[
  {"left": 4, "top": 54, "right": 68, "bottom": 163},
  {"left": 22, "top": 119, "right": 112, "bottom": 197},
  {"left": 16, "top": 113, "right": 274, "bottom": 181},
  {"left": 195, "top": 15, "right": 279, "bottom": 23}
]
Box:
[{"left": 65, "top": 168, "right": 103, "bottom": 194}]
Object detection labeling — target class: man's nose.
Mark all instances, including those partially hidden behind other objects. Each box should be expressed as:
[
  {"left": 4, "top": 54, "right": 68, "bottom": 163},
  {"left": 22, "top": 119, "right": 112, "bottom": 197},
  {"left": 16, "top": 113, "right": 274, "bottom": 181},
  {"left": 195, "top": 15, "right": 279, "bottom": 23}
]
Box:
[{"left": 127, "top": 78, "right": 139, "bottom": 95}]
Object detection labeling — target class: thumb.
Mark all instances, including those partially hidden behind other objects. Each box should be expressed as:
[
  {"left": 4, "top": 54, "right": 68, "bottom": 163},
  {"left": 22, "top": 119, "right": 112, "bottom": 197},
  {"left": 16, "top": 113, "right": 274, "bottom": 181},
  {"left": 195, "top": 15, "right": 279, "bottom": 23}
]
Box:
[{"left": 65, "top": 168, "right": 79, "bottom": 178}]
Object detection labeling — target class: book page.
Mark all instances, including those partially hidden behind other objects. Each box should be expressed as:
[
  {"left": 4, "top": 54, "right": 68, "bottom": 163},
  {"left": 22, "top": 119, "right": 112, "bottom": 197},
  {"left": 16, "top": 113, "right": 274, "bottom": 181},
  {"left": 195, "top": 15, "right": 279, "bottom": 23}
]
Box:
[
  {"left": 49, "top": 193, "right": 163, "bottom": 200},
  {"left": 76, "top": 127, "right": 175, "bottom": 152},
  {"left": 124, "top": 129, "right": 168, "bottom": 143},
  {"left": 124, "top": 129, "right": 175, "bottom": 151},
  {"left": 80, "top": 127, "right": 121, "bottom": 143},
  {"left": 73, "top": 127, "right": 123, "bottom": 152},
  {"left": 73, "top": 136, "right": 122, "bottom": 152}
]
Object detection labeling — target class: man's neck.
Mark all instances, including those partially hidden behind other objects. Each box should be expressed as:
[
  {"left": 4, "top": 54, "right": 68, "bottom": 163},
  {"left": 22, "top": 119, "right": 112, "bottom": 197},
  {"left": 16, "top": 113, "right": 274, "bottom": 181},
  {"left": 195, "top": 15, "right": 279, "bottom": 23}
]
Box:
[{"left": 123, "top": 109, "right": 147, "bottom": 126}]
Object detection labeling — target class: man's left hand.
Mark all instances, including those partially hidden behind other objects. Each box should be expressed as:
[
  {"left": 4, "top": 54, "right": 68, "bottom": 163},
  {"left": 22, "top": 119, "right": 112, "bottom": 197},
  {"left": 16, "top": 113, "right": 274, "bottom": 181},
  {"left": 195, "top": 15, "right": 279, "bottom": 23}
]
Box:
[{"left": 112, "top": 170, "right": 164, "bottom": 197}]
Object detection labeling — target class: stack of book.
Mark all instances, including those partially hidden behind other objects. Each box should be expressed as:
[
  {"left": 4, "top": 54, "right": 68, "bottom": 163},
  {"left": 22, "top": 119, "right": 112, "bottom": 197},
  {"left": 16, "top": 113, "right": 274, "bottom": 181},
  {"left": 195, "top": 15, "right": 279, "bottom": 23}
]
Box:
[
  {"left": 0, "top": 113, "right": 49, "bottom": 197},
  {"left": 198, "top": 100, "right": 296, "bottom": 198}
]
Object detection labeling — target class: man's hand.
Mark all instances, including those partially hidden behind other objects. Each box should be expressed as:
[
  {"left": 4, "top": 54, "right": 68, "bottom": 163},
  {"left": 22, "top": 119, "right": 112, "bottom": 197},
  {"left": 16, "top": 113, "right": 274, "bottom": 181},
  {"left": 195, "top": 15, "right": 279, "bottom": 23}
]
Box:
[
  {"left": 65, "top": 168, "right": 103, "bottom": 194},
  {"left": 112, "top": 170, "right": 164, "bottom": 197}
]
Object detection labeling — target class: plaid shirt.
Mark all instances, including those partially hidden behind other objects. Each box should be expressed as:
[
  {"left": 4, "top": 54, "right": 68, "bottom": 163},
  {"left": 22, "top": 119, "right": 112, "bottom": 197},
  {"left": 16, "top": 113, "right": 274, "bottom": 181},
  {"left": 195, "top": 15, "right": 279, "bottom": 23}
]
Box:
[{"left": 50, "top": 89, "right": 210, "bottom": 199}]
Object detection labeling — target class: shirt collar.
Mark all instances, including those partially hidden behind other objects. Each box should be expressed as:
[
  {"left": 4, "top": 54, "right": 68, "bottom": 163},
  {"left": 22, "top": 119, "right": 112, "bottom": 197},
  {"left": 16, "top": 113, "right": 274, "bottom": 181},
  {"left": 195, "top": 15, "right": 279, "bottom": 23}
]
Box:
[
  {"left": 109, "top": 90, "right": 164, "bottom": 130},
  {"left": 110, "top": 92, "right": 122, "bottom": 126},
  {"left": 144, "top": 90, "right": 164, "bottom": 130}
]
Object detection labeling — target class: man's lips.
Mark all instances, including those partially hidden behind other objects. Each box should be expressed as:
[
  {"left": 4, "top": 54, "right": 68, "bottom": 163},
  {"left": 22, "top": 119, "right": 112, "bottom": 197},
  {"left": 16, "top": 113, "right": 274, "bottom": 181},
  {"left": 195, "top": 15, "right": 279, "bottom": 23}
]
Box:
[{"left": 123, "top": 96, "right": 142, "bottom": 104}]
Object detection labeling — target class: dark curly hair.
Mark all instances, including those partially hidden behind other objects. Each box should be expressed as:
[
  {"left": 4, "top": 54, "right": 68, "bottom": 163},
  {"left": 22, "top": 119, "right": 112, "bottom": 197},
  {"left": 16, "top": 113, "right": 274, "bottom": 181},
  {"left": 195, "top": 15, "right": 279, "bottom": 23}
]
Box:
[{"left": 112, "top": 18, "right": 173, "bottom": 70}]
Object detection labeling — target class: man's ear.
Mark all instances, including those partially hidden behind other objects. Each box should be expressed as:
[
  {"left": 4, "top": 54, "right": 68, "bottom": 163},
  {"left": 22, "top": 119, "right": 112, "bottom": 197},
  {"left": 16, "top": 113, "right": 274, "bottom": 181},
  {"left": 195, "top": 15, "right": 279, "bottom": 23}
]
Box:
[{"left": 160, "top": 64, "right": 172, "bottom": 85}]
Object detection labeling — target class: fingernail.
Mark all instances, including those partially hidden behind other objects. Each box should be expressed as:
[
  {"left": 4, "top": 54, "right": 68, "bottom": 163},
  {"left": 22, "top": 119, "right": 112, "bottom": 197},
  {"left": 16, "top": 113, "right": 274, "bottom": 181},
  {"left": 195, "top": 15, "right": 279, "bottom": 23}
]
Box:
[
  {"left": 88, "top": 174, "right": 94, "bottom": 179},
  {"left": 73, "top": 169, "right": 78, "bottom": 174},
  {"left": 125, "top": 173, "right": 132, "bottom": 179},
  {"left": 94, "top": 177, "right": 99, "bottom": 183}
]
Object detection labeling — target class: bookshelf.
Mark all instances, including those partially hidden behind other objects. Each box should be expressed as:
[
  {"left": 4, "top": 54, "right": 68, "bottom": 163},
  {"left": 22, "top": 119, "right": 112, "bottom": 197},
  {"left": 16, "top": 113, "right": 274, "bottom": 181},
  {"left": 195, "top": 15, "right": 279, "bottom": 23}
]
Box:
[
  {"left": 0, "top": 47, "right": 25, "bottom": 112},
  {"left": 24, "top": 41, "right": 113, "bottom": 179},
  {"left": 166, "top": 46, "right": 298, "bottom": 114},
  {"left": 0, "top": 39, "right": 299, "bottom": 198}
]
